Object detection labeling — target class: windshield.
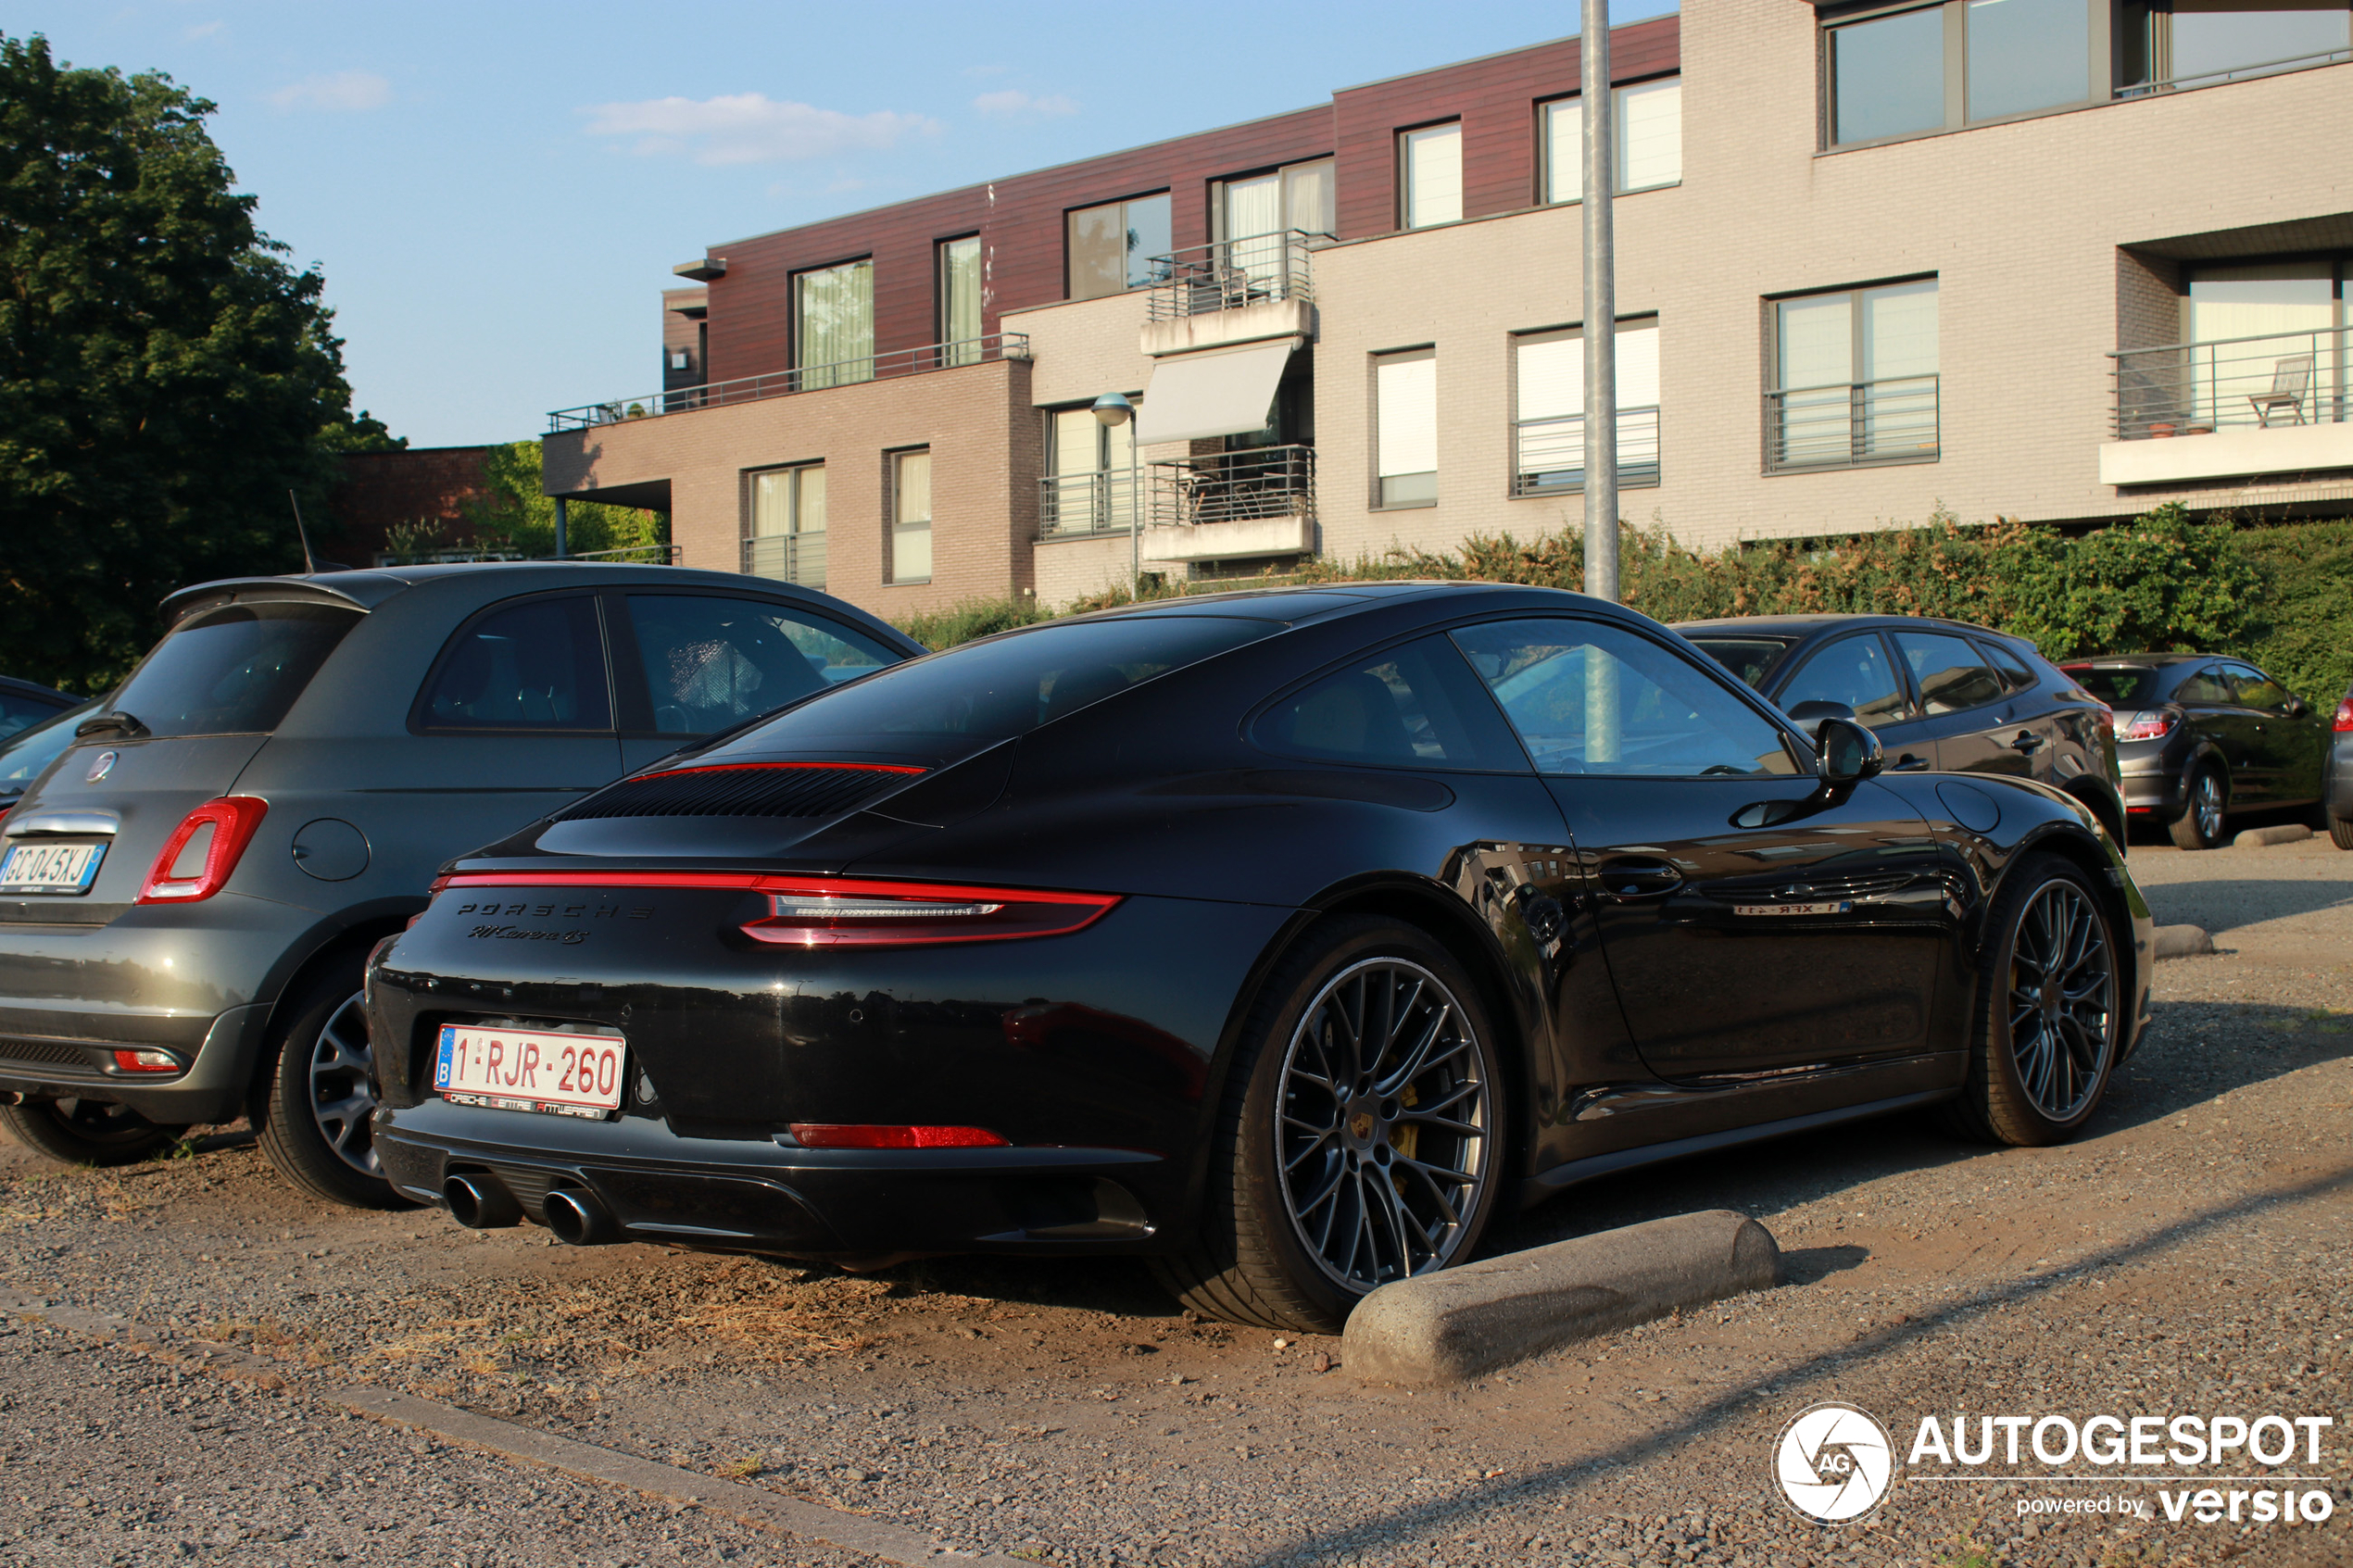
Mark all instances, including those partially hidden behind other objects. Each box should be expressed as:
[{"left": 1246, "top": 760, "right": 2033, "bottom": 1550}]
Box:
[
  {"left": 2063, "top": 665, "right": 2159, "bottom": 708},
  {"left": 694, "top": 615, "right": 1277, "bottom": 767},
  {"left": 0, "top": 696, "right": 103, "bottom": 797},
  {"left": 1683, "top": 637, "right": 1790, "bottom": 690},
  {"left": 109, "top": 602, "right": 359, "bottom": 737}
]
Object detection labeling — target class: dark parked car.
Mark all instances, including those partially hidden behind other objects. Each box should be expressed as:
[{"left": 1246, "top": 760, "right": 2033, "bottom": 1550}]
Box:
[
  {"left": 2329, "top": 684, "right": 2353, "bottom": 851},
  {"left": 0, "top": 563, "right": 921, "bottom": 1200},
  {"left": 0, "top": 696, "right": 106, "bottom": 822},
  {"left": 0, "top": 675, "right": 78, "bottom": 742},
  {"left": 2058, "top": 655, "right": 2333, "bottom": 850},
  {"left": 366, "top": 584, "right": 2150, "bottom": 1332},
  {"left": 1676, "top": 614, "right": 2126, "bottom": 846}
]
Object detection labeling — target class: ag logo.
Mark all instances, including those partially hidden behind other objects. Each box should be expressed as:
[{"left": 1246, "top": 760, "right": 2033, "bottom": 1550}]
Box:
[{"left": 1774, "top": 1401, "right": 1894, "bottom": 1524}]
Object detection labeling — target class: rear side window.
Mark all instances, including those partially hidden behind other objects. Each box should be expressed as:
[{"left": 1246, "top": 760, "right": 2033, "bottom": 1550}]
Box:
[
  {"left": 1978, "top": 637, "right": 2038, "bottom": 689},
  {"left": 1254, "top": 636, "right": 1525, "bottom": 771},
  {"left": 1778, "top": 633, "right": 1913, "bottom": 729},
  {"left": 697, "top": 616, "right": 1274, "bottom": 766},
  {"left": 625, "top": 595, "right": 900, "bottom": 735},
  {"left": 418, "top": 596, "right": 612, "bottom": 732},
  {"left": 2066, "top": 665, "right": 2158, "bottom": 707},
  {"left": 1684, "top": 637, "right": 1788, "bottom": 690},
  {"left": 1893, "top": 632, "right": 2005, "bottom": 716},
  {"left": 110, "top": 602, "right": 358, "bottom": 737},
  {"left": 0, "top": 689, "right": 66, "bottom": 741},
  {"left": 2172, "top": 667, "right": 2233, "bottom": 705}
]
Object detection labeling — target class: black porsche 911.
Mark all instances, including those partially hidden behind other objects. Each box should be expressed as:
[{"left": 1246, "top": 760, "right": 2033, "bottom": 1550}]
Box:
[{"left": 366, "top": 584, "right": 2153, "bottom": 1332}]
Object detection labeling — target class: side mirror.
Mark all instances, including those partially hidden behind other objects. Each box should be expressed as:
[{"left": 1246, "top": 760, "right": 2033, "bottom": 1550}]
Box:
[
  {"left": 1784, "top": 698, "right": 1857, "bottom": 742},
  {"left": 1815, "top": 717, "right": 1884, "bottom": 785},
  {"left": 2284, "top": 695, "right": 2310, "bottom": 720}
]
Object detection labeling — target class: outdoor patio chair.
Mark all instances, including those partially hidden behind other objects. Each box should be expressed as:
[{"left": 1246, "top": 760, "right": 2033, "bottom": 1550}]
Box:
[{"left": 2248, "top": 354, "right": 2313, "bottom": 427}]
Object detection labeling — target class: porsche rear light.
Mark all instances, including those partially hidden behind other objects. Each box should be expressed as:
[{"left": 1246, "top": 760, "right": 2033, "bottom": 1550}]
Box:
[
  {"left": 136, "top": 797, "right": 270, "bottom": 904},
  {"left": 789, "top": 1123, "right": 1009, "bottom": 1149},
  {"left": 741, "top": 877, "right": 1120, "bottom": 947},
  {"left": 2120, "top": 709, "right": 2180, "bottom": 741},
  {"left": 110, "top": 1048, "right": 182, "bottom": 1073},
  {"left": 2335, "top": 698, "right": 2353, "bottom": 734}
]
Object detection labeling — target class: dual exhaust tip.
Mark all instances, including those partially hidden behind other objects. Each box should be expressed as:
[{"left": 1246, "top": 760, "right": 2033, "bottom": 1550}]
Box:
[{"left": 443, "top": 1172, "right": 617, "bottom": 1246}]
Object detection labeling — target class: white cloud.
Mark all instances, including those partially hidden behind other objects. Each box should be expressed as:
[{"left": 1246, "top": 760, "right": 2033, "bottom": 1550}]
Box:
[
  {"left": 582, "top": 94, "right": 938, "bottom": 166},
  {"left": 973, "top": 89, "right": 1078, "bottom": 121},
  {"left": 266, "top": 70, "right": 391, "bottom": 112},
  {"left": 184, "top": 20, "right": 224, "bottom": 40}
]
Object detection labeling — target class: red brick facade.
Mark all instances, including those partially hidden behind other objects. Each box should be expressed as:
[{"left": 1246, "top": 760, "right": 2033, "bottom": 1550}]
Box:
[{"left": 328, "top": 446, "right": 497, "bottom": 563}]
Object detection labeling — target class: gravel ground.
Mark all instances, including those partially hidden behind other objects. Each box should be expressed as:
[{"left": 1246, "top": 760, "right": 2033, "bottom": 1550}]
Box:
[{"left": 1, "top": 838, "right": 2347, "bottom": 1567}]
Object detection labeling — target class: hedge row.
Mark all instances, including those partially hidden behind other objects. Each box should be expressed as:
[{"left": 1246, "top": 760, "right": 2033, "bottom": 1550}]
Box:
[{"left": 893, "top": 504, "right": 2353, "bottom": 709}]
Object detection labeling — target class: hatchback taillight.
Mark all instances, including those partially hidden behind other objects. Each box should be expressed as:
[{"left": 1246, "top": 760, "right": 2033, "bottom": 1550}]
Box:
[
  {"left": 2120, "top": 710, "right": 2179, "bottom": 741},
  {"left": 2335, "top": 698, "right": 2353, "bottom": 734},
  {"left": 136, "top": 797, "right": 270, "bottom": 903},
  {"left": 741, "top": 876, "right": 1120, "bottom": 948}
]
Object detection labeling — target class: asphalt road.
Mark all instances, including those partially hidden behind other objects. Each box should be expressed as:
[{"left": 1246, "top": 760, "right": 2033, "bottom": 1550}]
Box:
[{"left": 2, "top": 837, "right": 2347, "bottom": 1567}]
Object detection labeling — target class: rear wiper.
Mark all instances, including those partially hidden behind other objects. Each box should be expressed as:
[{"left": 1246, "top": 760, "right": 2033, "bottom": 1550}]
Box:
[{"left": 73, "top": 710, "right": 150, "bottom": 740}]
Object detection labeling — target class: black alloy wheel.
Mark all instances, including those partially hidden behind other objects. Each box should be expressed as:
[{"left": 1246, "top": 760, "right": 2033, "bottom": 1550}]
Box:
[
  {"left": 0, "top": 1098, "right": 184, "bottom": 1166},
  {"left": 255, "top": 963, "right": 414, "bottom": 1210},
  {"left": 1154, "top": 917, "right": 1506, "bottom": 1333},
  {"left": 1945, "top": 855, "right": 2120, "bottom": 1147},
  {"left": 2170, "top": 765, "right": 2228, "bottom": 850}
]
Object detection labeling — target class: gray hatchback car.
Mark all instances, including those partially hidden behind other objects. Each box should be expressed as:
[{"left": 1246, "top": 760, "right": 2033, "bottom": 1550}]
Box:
[{"left": 0, "top": 563, "right": 920, "bottom": 1204}]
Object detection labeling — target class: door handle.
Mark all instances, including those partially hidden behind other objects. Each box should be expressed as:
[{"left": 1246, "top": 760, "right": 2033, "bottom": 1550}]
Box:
[
  {"left": 2009, "top": 731, "right": 2044, "bottom": 753},
  {"left": 1596, "top": 858, "right": 1684, "bottom": 899},
  {"left": 1891, "top": 753, "right": 1930, "bottom": 771}
]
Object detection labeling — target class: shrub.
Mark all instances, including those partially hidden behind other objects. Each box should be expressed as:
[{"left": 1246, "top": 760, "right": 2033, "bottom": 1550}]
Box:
[{"left": 892, "top": 595, "right": 1051, "bottom": 651}]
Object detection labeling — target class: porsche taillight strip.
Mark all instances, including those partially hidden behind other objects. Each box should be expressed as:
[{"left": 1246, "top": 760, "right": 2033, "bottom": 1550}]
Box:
[{"left": 647, "top": 761, "right": 928, "bottom": 780}]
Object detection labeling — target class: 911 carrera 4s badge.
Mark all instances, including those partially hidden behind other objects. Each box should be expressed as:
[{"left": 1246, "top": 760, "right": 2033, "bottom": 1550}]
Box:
[{"left": 1732, "top": 900, "right": 1856, "bottom": 917}]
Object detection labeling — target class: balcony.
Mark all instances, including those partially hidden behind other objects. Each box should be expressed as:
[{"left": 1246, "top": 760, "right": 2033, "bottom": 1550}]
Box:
[
  {"left": 548, "top": 333, "right": 1030, "bottom": 433},
  {"left": 1513, "top": 407, "right": 1662, "bottom": 495},
  {"left": 2104, "top": 327, "right": 2353, "bottom": 486},
  {"left": 742, "top": 533, "right": 826, "bottom": 590},
  {"left": 1038, "top": 470, "right": 1142, "bottom": 541},
  {"left": 1139, "top": 233, "right": 1317, "bottom": 358},
  {"left": 1147, "top": 445, "right": 1316, "bottom": 561}
]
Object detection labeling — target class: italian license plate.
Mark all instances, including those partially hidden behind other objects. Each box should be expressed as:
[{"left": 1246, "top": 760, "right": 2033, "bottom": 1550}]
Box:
[
  {"left": 434, "top": 1024, "right": 625, "bottom": 1118},
  {"left": 0, "top": 840, "right": 107, "bottom": 896},
  {"left": 1732, "top": 900, "right": 1856, "bottom": 917}
]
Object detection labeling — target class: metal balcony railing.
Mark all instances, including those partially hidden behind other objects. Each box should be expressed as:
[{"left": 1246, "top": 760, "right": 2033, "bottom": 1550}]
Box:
[
  {"left": 2116, "top": 43, "right": 2350, "bottom": 98},
  {"left": 2111, "top": 326, "right": 2350, "bottom": 440},
  {"left": 742, "top": 532, "right": 826, "bottom": 590},
  {"left": 1513, "top": 407, "right": 1662, "bottom": 495},
  {"left": 1144, "top": 232, "right": 1316, "bottom": 323},
  {"left": 1038, "top": 470, "right": 1143, "bottom": 540},
  {"left": 1766, "top": 376, "right": 1940, "bottom": 470},
  {"left": 1150, "top": 445, "right": 1315, "bottom": 530},
  {"left": 549, "top": 333, "right": 1030, "bottom": 433}
]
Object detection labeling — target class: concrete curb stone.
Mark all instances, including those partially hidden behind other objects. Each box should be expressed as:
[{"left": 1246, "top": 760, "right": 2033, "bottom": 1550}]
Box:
[
  {"left": 1343, "top": 1209, "right": 1780, "bottom": 1386},
  {"left": 2232, "top": 823, "right": 2312, "bottom": 848},
  {"left": 2152, "top": 923, "right": 2216, "bottom": 960}
]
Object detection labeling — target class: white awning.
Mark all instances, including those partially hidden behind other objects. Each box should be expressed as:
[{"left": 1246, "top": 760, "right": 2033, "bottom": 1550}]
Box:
[{"left": 1133, "top": 338, "right": 1297, "bottom": 445}]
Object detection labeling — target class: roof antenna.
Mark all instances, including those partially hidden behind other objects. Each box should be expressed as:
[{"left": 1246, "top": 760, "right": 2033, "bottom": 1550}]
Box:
[{"left": 288, "top": 489, "right": 319, "bottom": 574}]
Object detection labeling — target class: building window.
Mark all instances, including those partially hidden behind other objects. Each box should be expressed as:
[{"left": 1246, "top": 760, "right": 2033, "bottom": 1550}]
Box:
[
  {"left": 1042, "top": 406, "right": 1138, "bottom": 538},
  {"left": 2122, "top": 1, "right": 2351, "bottom": 92},
  {"left": 938, "top": 236, "right": 983, "bottom": 366},
  {"left": 1217, "top": 158, "right": 1335, "bottom": 293},
  {"left": 1513, "top": 320, "right": 1661, "bottom": 495},
  {"left": 1066, "top": 193, "right": 1173, "bottom": 302},
  {"left": 1374, "top": 349, "right": 1439, "bottom": 507},
  {"left": 1768, "top": 279, "right": 1939, "bottom": 470},
  {"left": 1965, "top": 0, "right": 2090, "bottom": 120},
  {"left": 1828, "top": 7, "right": 1946, "bottom": 144},
  {"left": 1540, "top": 78, "right": 1683, "bottom": 205},
  {"left": 1825, "top": 2, "right": 2114, "bottom": 146},
  {"left": 795, "top": 259, "right": 873, "bottom": 389},
  {"left": 1398, "top": 124, "right": 1462, "bottom": 230},
  {"left": 746, "top": 464, "right": 826, "bottom": 590},
  {"left": 890, "top": 449, "right": 933, "bottom": 583}
]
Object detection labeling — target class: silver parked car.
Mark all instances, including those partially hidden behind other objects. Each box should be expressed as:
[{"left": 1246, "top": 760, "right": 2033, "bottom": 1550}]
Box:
[{"left": 0, "top": 563, "right": 921, "bottom": 1203}]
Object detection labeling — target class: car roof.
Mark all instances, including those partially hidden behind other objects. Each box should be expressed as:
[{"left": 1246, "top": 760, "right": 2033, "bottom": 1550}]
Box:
[
  {"left": 2057, "top": 653, "right": 2212, "bottom": 668},
  {"left": 1040, "top": 580, "right": 1623, "bottom": 633},
  {"left": 0, "top": 674, "right": 74, "bottom": 706},
  {"left": 1671, "top": 612, "right": 2007, "bottom": 639}
]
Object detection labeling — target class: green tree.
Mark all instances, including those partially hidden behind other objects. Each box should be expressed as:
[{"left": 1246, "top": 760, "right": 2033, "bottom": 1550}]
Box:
[
  {"left": 458, "top": 439, "right": 668, "bottom": 560},
  {"left": 0, "top": 33, "right": 371, "bottom": 693}
]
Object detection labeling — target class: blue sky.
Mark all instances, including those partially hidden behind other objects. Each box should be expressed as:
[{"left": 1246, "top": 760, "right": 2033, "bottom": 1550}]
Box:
[{"left": 16, "top": 2, "right": 1675, "bottom": 448}]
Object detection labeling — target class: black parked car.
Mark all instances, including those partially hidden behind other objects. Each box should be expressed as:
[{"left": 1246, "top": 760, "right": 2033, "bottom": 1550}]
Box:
[
  {"left": 368, "top": 584, "right": 2151, "bottom": 1333},
  {"left": 2057, "top": 654, "right": 2334, "bottom": 850},
  {"left": 0, "top": 563, "right": 921, "bottom": 1201},
  {"left": 1677, "top": 615, "right": 2125, "bottom": 846},
  {"left": 0, "top": 696, "right": 106, "bottom": 822},
  {"left": 0, "top": 675, "right": 78, "bottom": 742}
]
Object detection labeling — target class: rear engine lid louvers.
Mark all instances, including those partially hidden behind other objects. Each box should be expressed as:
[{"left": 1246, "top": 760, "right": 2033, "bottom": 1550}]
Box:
[{"left": 551, "top": 762, "right": 926, "bottom": 822}]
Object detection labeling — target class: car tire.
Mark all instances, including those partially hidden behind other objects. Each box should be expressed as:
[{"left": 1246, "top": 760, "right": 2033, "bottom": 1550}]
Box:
[
  {"left": 253, "top": 960, "right": 414, "bottom": 1210},
  {"left": 1151, "top": 916, "right": 1508, "bottom": 1334},
  {"left": 0, "top": 1098, "right": 185, "bottom": 1167},
  {"left": 2168, "top": 764, "right": 2228, "bottom": 850},
  {"left": 2331, "top": 813, "right": 2353, "bottom": 851},
  {"left": 1942, "top": 854, "right": 2122, "bottom": 1148}
]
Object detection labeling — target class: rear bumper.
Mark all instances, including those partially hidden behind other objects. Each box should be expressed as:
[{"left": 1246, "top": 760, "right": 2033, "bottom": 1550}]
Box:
[{"left": 375, "top": 1098, "right": 1167, "bottom": 1257}]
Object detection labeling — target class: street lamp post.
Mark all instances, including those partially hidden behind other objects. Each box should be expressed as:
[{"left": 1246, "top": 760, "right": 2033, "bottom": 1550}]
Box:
[
  {"left": 1580, "top": 0, "right": 1618, "bottom": 604},
  {"left": 1091, "top": 391, "right": 1141, "bottom": 600}
]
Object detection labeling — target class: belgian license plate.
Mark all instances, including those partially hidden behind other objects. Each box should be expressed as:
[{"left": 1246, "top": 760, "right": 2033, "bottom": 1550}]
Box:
[
  {"left": 434, "top": 1024, "right": 625, "bottom": 1119},
  {"left": 0, "top": 840, "right": 107, "bottom": 896}
]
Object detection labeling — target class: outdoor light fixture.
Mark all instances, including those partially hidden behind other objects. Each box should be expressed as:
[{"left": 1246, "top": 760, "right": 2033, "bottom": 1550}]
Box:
[{"left": 1091, "top": 391, "right": 1142, "bottom": 599}]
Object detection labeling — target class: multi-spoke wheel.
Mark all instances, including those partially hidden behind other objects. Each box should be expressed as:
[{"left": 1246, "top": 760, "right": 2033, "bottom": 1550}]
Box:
[
  {"left": 1945, "top": 855, "right": 2121, "bottom": 1147},
  {"left": 256, "top": 961, "right": 415, "bottom": 1209},
  {"left": 2170, "top": 765, "right": 2228, "bottom": 850},
  {"left": 0, "top": 1098, "right": 184, "bottom": 1166},
  {"left": 1153, "top": 918, "right": 1507, "bottom": 1332}
]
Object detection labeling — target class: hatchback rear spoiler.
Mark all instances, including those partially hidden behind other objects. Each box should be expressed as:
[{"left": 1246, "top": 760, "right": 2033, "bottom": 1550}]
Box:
[{"left": 158, "top": 576, "right": 386, "bottom": 629}]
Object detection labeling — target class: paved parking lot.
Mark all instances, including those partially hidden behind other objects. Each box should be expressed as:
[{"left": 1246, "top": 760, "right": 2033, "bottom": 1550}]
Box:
[{"left": 2, "top": 838, "right": 2347, "bottom": 1568}]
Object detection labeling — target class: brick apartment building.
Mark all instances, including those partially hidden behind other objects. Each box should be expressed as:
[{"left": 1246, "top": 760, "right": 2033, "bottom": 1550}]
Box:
[{"left": 541, "top": 0, "right": 2353, "bottom": 616}]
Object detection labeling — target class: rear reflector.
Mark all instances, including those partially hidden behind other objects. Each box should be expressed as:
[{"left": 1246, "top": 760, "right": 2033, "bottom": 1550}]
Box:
[
  {"left": 136, "top": 797, "right": 270, "bottom": 904},
  {"left": 789, "top": 1123, "right": 1008, "bottom": 1149},
  {"left": 110, "top": 1049, "right": 181, "bottom": 1073},
  {"left": 2336, "top": 698, "right": 2353, "bottom": 734}
]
